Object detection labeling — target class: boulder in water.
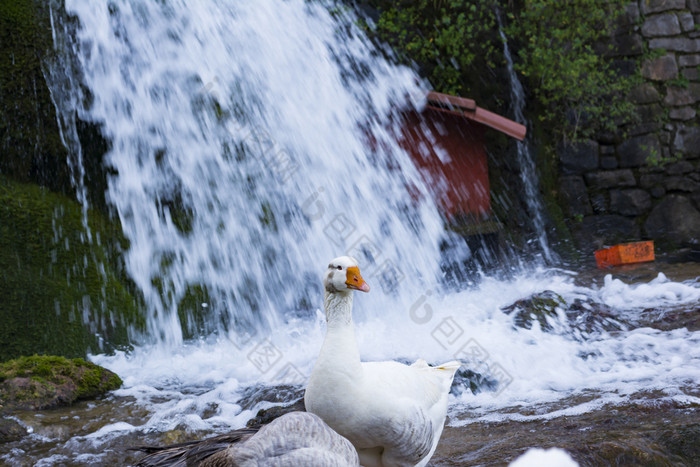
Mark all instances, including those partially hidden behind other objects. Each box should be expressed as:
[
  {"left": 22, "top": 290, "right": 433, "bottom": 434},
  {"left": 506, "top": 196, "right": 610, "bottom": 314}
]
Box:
[{"left": 0, "top": 355, "right": 122, "bottom": 411}]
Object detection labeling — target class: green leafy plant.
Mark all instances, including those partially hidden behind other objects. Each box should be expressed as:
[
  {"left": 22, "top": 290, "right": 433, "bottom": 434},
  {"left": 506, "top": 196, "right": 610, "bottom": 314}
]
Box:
[
  {"left": 503, "top": 0, "right": 636, "bottom": 143},
  {"left": 367, "top": 0, "right": 636, "bottom": 144}
]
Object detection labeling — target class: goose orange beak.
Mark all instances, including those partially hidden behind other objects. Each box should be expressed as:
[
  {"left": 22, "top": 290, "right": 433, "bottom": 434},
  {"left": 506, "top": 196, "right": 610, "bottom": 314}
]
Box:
[{"left": 346, "top": 266, "right": 370, "bottom": 292}]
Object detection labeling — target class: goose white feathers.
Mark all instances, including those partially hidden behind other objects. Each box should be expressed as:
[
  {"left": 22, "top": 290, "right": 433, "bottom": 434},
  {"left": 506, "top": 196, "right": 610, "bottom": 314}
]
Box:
[{"left": 305, "top": 256, "right": 460, "bottom": 467}]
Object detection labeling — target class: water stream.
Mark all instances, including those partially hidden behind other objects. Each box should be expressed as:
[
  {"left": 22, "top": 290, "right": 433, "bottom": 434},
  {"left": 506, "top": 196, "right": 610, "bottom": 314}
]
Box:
[{"left": 2, "top": 1, "right": 699, "bottom": 465}]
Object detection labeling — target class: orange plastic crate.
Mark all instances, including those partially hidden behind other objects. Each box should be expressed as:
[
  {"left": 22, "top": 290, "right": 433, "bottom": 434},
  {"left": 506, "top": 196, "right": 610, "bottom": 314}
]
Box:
[{"left": 594, "top": 241, "right": 655, "bottom": 268}]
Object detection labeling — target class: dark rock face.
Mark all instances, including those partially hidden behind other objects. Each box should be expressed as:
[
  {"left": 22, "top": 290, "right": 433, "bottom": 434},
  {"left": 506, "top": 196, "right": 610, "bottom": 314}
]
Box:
[
  {"left": 559, "top": 176, "right": 592, "bottom": 217},
  {"left": 575, "top": 215, "right": 640, "bottom": 250},
  {"left": 617, "top": 134, "right": 662, "bottom": 168},
  {"left": 645, "top": 195, "right": 700, "bottom": 246},
  {"left": 556, "top": 2, "right": 700, "bottom": 253},
  {"left": 585, "top": 170, "right": 636, "bottom": 189},
  {"left": 559, "top": 140, "right": 599, "bottom": 174},
  {"left": 610, "top": 189, "right": 652, "bottom": 216}
]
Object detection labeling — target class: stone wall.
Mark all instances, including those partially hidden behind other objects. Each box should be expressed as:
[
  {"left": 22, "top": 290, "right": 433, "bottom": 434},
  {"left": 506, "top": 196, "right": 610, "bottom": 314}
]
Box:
[{"left": 558, "top": 0, "right": 700, "bottom": 252}]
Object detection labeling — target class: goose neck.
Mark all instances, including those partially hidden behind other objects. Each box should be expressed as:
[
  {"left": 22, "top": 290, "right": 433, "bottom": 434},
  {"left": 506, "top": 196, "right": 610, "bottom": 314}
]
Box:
[{"left": 323, "top": 290, "right": 355, "bottom": 329}]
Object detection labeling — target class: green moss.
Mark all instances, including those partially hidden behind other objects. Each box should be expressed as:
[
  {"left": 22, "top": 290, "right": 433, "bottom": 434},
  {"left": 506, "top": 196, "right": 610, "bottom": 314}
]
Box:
[
  {"left": 0, "top": 355, "right": 122, "bottom": 409},
  {"left": 0, "top": 0, "right": 75, "bottom": 196},
  {"left": 0, "top": 175, "right": 144, "bottom": 361}
]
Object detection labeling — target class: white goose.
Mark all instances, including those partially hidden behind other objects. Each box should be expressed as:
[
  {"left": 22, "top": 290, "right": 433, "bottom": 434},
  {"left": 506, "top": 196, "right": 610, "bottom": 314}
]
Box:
[{"left": 305, "top": 256, "right": 461, "bottom": 467}]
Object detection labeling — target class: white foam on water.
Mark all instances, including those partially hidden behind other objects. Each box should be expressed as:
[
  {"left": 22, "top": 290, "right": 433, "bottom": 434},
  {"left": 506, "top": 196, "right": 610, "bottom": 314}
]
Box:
[{"left": 91, "top": 269, "right": 700, "bottom": 436}]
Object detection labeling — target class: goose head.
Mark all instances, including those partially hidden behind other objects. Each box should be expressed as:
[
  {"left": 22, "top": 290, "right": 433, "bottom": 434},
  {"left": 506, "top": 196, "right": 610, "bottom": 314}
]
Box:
[{"left": 324, "top": 256, "right": 370, "bottom": 294}]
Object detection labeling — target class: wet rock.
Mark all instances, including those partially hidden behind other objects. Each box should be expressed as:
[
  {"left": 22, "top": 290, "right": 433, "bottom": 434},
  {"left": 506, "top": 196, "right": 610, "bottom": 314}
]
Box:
[
  {"left": 501, "top": 290, "right": 565, "bottom": 331},
  {"left": 246, "top": 398, "right": 306, "bottom": 429},
  {"left": 0, "top": 417, "right": 27, "bottom": 443},
  {"left": 452, "top": 369, "right": 499, "bottom": 396},
  {"left": 433, "top": 401, "right": 700, "bottom": 467},
  {"left": 657, "top": 424, "right": 700, "bottom": 460},
  {"left": 565, "top": 299, "right": 625, "bottom": 334},
  {"left": 237, "top": 384, "right": 304, "bottom": 411},
  {"left": 0, "top": 356, "right": 122, "bottom": 411},
  {"left": 645, "top": 195, "right": 700, "bottom": 246}
]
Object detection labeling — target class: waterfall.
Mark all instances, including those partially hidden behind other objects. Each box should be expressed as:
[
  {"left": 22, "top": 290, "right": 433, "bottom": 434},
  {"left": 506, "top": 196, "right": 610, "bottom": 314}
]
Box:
[
  {"left": 497, "top": 14, "right": 555, "bottom": 263},
  {"left": 54, "top": 0, "right": 449, "bottom": 346}
]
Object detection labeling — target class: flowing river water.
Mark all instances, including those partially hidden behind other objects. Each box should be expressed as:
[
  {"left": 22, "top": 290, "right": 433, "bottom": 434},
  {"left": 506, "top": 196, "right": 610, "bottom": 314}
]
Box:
[{"left": 1, "top": 1, "right": 699, "bottom": 465}]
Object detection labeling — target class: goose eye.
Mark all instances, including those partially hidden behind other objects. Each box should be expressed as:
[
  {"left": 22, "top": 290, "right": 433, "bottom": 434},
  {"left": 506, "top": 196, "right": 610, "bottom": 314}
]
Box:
[{"left": 336, "top": 266, "right": 342, "bottom": 270}]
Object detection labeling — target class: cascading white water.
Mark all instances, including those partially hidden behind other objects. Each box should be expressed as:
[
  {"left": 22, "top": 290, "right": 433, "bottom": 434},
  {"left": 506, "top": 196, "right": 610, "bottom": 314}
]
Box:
[
  {"left": 61, "top": 0, "right": 448, "bottom": 347},
  {"left": 497, "top": 14, "right": 555, "bottom": 263}
]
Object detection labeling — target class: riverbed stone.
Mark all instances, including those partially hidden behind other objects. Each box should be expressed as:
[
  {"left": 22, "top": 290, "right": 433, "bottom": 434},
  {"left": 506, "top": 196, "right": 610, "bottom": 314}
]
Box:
[
  {"left": 641, "top": 0, "right": 688, "bottom": 15},
  {"left": 0, "top": 417, "right": 27, "bottom": 443},
  {"left": 610, "top": 189, "right": 652, "bottom": 215},
  {"left": 642, "top": 13, "right": 681, "bottom": 37},
  {"left": 585, "top": 170, "right": 637, "bottom": 188},
  {"left": 559, "top": 176, "right": 592, "bottom": 217},
  {"left": 641, "top": 54, "right": 679, "bottom": 80},
  {"left": 618, "top": 134, "right": 662, "bottom": 167},
  {"left": 645, "top": 195, "right": 700, "bottom": 245},
  {"left": 559, "top": 140, "right": 599, "bottom": 174}
]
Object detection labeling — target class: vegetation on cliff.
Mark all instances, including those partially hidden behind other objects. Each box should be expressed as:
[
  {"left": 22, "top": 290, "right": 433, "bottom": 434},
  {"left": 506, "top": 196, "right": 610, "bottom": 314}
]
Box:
[
  {"left": 0, "top": 0, "right": 74, "bottom": 196},
  {"left": 364, "top": 0, "right": 637, "bottom": 144},
  {"left": 0, "top": 175, "right": 143, "bottom": 361}
]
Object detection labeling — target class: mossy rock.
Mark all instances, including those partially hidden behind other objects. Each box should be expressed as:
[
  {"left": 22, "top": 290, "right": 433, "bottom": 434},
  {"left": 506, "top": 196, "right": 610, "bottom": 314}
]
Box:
[
  {"left": 0, "top": 0, "right": 74, "bottom": 197},
  {"left": 0, "top": 355, "right": 122, "bottom": 411},
  {"left": 0, "top": 175, "right": 144, "bottom": 361},
  {"left": 501, "top": 290, "right": 566, "bottom": 331}
]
